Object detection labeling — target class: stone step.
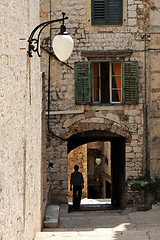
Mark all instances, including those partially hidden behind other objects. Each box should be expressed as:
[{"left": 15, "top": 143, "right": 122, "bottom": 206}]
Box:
[
  {"left": 44, "top": 205, "right": 60, "bottom": 228},
  {"left": 68, "top": 203, "right": 121, "bottom": 212}
]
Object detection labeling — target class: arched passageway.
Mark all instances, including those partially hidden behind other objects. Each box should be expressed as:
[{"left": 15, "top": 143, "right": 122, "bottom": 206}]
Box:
[{"left": 67, "top": 130, "right": 126, "bottom": 209}]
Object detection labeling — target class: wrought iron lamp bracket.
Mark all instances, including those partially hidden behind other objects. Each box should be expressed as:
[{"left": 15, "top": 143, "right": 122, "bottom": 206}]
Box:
[{"left": 27, "top": 12, "right": 68, "bottom": 57}]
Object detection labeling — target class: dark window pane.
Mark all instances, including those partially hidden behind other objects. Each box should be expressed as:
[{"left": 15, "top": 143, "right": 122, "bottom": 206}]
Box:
[
  {"left": 94, "top": 89, "right": 100, "bottom": 102},
  {"left": 112, "top": 76, "right": 121, "bottom": 88},
  {"left": 112, "top": 90, "right": 121, "bottom": 102},
  {"left": 93, "top": 63, "right": 100, "bottom": 102},
  {"left": 101, "top": 62, "right": 110, "bottom": 103},
  {"left": 112, "top": 63, "right": 121, "bottom": 102}
]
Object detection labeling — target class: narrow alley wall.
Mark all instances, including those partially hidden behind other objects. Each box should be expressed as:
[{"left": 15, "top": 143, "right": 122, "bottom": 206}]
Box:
[
  {"left": 0, "top": 1, "right": 43, "bottom": 239},
  {"left": 148, "top": 1, "right": 160, "bottom": 177}
]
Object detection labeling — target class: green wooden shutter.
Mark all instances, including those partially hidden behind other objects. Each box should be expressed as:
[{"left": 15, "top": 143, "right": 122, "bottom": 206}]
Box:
[
  {"left": 92, "top": 0, "right": 122, "bottom": 25},
  {"left": 91, "top": 0, "right": 106, "bottom": 25},
  {"left": 122, "top": 62, "right": 138, "bottom": 105},
  {"left": 75, "top": 62, "right": 91, "bottom": 105},
  {"left": 106, "top": 0, "right": 123, "bottom": 25}
]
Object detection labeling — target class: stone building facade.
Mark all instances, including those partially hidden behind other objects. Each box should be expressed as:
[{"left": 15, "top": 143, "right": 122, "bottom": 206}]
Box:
[
  {"left": 40, "top": 0, "right": 160, "bottom": 208},
  {"left": 0, "top": 0, "right": 44, "bottom": 239}
]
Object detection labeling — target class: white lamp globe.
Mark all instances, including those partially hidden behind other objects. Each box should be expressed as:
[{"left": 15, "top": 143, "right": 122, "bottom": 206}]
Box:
[
  {"left": 95, "top": 158, "right": 101, "bottom": 166},
  {"left": 52, "top": 34, "right": 74, "bottom": 62}
]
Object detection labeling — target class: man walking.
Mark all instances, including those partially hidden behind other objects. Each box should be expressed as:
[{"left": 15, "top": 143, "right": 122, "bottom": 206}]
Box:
[{"left": 70, "top": 165, "right": 84, "bottom": 209}]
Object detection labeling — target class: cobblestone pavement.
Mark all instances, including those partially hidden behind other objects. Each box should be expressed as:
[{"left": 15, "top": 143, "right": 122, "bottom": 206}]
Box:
[{"left": 35, "top": 203, "right": 160, "bottom": 240}]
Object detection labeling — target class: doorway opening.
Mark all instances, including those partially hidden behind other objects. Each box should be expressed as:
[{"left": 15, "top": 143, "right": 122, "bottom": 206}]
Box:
[
  {"left": 87, "top": 141, "right": 111, "bottom": 200},
  {"left": 67, "top": 130, "right": 126, "bottom": 210}
]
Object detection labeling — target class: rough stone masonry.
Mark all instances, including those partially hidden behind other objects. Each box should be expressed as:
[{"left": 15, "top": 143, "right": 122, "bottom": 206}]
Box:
[
  {"left": 1, "top": 0, "right": 44, "bottom": 239},
  {"left": 40, "top": 0, "right": 160, "bottom": 206}
]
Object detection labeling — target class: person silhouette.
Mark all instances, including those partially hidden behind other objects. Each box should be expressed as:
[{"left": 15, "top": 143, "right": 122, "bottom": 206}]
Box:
[{"left": 70, "top": 165, "right": 84, "bottom": 209}]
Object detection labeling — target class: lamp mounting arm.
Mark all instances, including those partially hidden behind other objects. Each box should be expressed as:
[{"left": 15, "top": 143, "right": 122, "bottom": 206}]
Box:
[{"left": 28, "top": 12, "right": 68, "bottom": 57}]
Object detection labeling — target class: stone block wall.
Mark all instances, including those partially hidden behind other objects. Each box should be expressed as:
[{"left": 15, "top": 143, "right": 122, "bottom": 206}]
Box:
[
  {"left": 0, "top": 1, "right": 43, "bottom": 239},
  {"left": 46, "top": 138, "right": 68, "bottom": 203},
  {"left": 40, "top": 0, "right": 160, "bottom": 206}
]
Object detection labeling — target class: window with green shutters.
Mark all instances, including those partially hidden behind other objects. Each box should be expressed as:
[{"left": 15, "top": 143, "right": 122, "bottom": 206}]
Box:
[
  {"left": 75, "top": 60, "right": 138, "bottom": 105},
  {"left": 91, "top": 0, "right": 123, "bottom": 25}
]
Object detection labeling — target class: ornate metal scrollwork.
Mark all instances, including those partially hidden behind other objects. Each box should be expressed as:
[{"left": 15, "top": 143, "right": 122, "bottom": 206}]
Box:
[{"left": 27, "top": 12, "right": 68, "bottom": 57}]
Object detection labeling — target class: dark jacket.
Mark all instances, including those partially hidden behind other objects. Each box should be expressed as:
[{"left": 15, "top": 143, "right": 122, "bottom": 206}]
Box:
[{"left": 70, "top": 171, "right": 84, "bottom": 186}]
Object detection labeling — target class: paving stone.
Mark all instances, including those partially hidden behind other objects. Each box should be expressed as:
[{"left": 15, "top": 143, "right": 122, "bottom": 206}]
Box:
[{"left": 35, "top": 204, "right": 160, "bottom": 240}]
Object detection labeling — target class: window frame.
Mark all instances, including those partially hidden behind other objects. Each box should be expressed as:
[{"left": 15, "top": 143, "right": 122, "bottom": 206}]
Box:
[
  {"left": 91, "top": 60, "right": 123, "bottom": 105},
  {"left": 92, "top": 62, "right": 101, "bottom": 104},
  {"left": 110, "top": 62, "right": 122, "bottom": 104},
  {"left": 91, "top": 0, "right": 123, "bottom": 26},
  {"left": 74, "top": 60, "right": 138, "bottom": 106},
  {"left": 92, "top": 61, "right": 122, "bottom": 104}
]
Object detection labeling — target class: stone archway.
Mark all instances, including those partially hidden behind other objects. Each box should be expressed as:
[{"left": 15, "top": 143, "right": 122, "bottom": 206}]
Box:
[
  {"left": 67, "top": 129, "right": 126, "bottom": 209},
  {"left": 47, "top": 115, "right": 140, "bottom": 207},
  {"left": 64, "top": 116, "right": 130, "bottom": 142},
  {"left": 65, "top": 118, "right": 127, "bottom": 209}
]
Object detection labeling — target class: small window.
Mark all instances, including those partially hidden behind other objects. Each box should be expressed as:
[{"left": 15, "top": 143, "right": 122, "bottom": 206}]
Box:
[
  {"left": 92, "top": 62, "right": 122, "bottom": 104},
  {"left": 75, "top": 60, "right": 138, "bottom": 105},
  {"left": 91, "top": 0, "right": 123, "bottom": 25}
]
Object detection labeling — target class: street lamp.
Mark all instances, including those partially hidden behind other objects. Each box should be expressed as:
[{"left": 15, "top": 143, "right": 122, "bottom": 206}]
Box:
[
  {"left": 95, "top": 153, "right": 108, "bottom": 165},
  {"left": 28, "top": 12, "right": 73, "bottom": 141},
  {"left": 27, "top": 12, "right": 74, "bottom": 61},
  {"left": 95, "top": 158, "right": 101, "bottom": 166}
]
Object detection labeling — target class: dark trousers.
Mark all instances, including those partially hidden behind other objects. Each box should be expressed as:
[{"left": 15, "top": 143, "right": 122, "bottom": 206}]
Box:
[{"left": 73, "top": 185, "right": 82, "bottom": 208}]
